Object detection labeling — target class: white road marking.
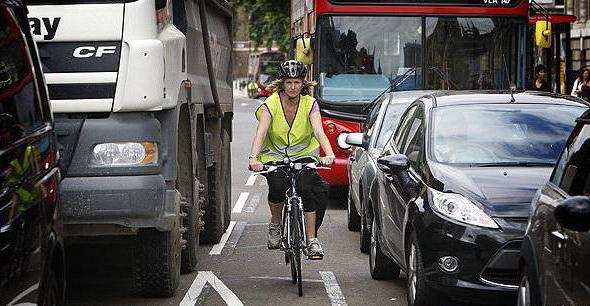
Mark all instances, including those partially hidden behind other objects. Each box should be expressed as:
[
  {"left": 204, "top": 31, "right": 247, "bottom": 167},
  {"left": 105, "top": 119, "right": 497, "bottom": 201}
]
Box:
[
  {"left": 232, "top": 192, "right": 250, "bottom": 213},
  {"left": 179, "top": 271, "right": 243, "bottom": 306},
  {"left": 248, "top": 275, "right": 323, "bottom": 283},
  {"left": 244, "top": 193, "right": 261, "bottom": 213},
  {"left": 245, "top": 173, "right": 257, "bottom": 186},
  {"left": 240, "top": 102, "right": 248, "bottom": 106},
  {"left": 7, "top": 283, "right": 38, "bottom": 306},
  {"left": 320, "top": 271, "right": 348, "bottom": 306},
  {"left": 209, "top": 221, "right": 237, "bottom": 255}
]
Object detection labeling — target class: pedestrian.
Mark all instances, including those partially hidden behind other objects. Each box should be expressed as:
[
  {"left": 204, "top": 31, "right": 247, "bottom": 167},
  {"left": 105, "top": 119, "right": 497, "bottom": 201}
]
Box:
[
  {"left": 528, "top": 64, "right": 550, "bottom": 92},
  {"left": 571, "top": 67, "right": 590, "bottom": 99},
  {"left": 248, "top": 60, "right": 335, "bottom": 258}
]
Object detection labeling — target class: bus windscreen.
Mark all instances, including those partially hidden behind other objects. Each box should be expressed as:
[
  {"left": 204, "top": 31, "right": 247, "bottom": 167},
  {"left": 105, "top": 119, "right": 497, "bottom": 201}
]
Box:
[{"left": 317, "top": 15, "right": 524, "bottom": 104}]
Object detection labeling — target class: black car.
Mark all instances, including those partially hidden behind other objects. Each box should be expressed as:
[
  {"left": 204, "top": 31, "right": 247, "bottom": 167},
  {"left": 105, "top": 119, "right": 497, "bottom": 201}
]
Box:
[
  {"left": 518, "top": 109, "right": 590, "bottom": 306},
  {"left": 345, "top": 91, "right": 432, "bottom": 254},
  {"left": 346, "top": 91, "right": 588, "bottom": 306},
  {"left": 0, "top": 2, "right": 65, "bottom": 305}
]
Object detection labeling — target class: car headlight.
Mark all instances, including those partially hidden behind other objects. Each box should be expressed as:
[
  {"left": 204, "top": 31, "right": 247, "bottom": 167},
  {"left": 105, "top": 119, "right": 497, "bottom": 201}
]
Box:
[
  {"left": 91, "top": 142, "right": 157, "bottom": 166},
  {"left": 429, "top": 189, "right": 498, "bottom": 229}
]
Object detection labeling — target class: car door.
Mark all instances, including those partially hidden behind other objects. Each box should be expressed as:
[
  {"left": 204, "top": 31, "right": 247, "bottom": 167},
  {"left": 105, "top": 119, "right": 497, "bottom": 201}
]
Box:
[
  {"left": 541, "top": 121, "right": 590, "bottom": 306},
  {"left": 375, "top": 104, "right": 420, "bottom": 261},
  {"left": 0, "top": 6, "right": 57, "bottom": 304}
]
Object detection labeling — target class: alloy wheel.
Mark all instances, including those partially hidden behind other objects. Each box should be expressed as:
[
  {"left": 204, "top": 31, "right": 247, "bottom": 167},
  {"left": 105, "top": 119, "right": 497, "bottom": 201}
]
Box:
[
  {"left": 408, "top": 243, "right": 417, "bottom": 304},
  {"left": 370, "top": 219, "right": 376, "bottom": 270},
  {"left": 517, "top": 274, "right": 531, "bottom": 306}
]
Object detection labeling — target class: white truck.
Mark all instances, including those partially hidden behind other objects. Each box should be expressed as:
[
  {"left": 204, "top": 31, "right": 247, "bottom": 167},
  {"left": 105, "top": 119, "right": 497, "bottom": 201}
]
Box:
[{"left": 27, "top": 0, "right": 233, "bottom": 296}]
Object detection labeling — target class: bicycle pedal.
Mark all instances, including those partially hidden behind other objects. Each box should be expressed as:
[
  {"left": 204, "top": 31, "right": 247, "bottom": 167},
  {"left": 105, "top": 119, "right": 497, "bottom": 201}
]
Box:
[{"left": 307, "top": 254, "right": 324, "bottom": 260}]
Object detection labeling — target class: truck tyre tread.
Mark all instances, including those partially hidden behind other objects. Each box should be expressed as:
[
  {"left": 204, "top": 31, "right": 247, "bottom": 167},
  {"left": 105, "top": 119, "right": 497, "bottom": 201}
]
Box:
[{"left": 133, "top": 223, "right": 181, "bottom": 297}]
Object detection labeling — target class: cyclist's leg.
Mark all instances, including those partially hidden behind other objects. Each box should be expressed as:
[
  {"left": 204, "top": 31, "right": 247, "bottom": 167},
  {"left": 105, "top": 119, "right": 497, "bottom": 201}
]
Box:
[
  {"left": 265, "top": 171, "right": 290, "bottom": 224},
  {"left": 296, "top": 170, "right": 328, "bottom": 237},
  {"left": 264, "top": 171, "right": 290, "bottom": 249}
]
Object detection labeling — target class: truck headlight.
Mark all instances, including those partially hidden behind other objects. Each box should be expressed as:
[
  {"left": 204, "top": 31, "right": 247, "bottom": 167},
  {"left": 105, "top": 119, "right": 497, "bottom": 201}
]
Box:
[
  {"left": 429, "top": 189, "right": 498, "bottom": 229},
  {"left": 91, "top": 142, "right": 157, "bottom": 166}
]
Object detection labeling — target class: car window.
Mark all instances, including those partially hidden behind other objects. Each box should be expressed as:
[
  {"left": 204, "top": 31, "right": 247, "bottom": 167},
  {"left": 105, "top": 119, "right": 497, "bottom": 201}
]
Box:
[
  {"left": 401, "top": 107, "right": 425, "bottom": 173},
  {"left": 364, "top": 102, "right": 382, "bottom": 137},
  {"left": 552, "top": 123, "right": 590, "bottom": 196},
  {"left": 374, "top": 103, "right": 409, "bottom": 149},
  {"left": 393, "top": 105, "right": 417, "bottom": 149},
  {"left": 0, "top": 9, "right": 44, "bottom": 150}
]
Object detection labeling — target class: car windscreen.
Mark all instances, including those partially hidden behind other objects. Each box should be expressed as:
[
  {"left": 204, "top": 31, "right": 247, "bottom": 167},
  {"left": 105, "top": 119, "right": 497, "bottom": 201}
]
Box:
[{"left": 430, "top": 104, "right": 587, "bottom": 165}]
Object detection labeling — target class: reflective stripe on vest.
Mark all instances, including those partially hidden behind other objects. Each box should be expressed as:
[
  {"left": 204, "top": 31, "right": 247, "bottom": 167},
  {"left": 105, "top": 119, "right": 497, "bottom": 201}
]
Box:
[{"left": 255, "top": 92, "right": 320, "bottom": 163}]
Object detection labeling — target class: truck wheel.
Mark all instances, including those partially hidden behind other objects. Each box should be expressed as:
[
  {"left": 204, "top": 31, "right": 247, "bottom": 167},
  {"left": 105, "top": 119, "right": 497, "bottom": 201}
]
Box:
[
  {"left": 133, "top": 222, "right": 181, "bottom": 297},
  {"left": 222, "top": 129, "right": 231, "bottom": 229},
  {"left": 200, "top": 125, "right": 229, "bottom": 244},
  {"left": 180, "top": 195, "right": 199, "bottom": 273}
]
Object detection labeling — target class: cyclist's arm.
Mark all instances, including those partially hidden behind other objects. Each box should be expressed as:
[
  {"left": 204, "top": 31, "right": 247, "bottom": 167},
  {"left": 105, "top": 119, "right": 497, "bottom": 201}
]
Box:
[
  {"left": 250, "top": 107, "right": 272, "bottom": 160},
  {"left": 310, "top": 110, "right": 335, "bottom": 159}
]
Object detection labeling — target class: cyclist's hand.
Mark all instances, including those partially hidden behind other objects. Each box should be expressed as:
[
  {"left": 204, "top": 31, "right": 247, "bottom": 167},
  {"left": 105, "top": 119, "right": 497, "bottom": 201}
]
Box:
[
  {"left": 320, "top": 155, "right": 335, "bottom": 166},
  {"left": 249, "top": 158, "right": 264, "bottom": 172}
]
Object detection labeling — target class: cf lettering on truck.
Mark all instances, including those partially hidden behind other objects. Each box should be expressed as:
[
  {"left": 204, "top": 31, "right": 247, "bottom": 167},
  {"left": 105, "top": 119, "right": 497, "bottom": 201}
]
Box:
[{"left": 27, "top": 0, "right": 234, "bottom": 297}]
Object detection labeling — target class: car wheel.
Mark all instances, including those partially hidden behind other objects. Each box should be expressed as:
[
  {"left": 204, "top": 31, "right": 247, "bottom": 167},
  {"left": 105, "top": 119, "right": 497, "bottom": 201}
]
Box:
[
  {"left": 369, "top": 218, "right": 400, "bottom": 280},
  {"left": 40, "top": 268, "right": 61, "bottom": 306},
  {"left": 359, "top": 212, "right": 370, "bottom": 254},
  {"left": 518, "top": 264, "right": 541, "bottom": 306},
  {"left": 407, "top": 232, "right": 445, "bottom": 306},
  {"left": 347, "top": 188, "right": 360, "bottom": 232}
]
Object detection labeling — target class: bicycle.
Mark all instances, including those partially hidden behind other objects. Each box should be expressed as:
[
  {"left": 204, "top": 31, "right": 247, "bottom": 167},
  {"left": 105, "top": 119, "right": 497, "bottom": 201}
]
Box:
[{"left": 254, "top": 159, "right": 329, "bottom": 296}]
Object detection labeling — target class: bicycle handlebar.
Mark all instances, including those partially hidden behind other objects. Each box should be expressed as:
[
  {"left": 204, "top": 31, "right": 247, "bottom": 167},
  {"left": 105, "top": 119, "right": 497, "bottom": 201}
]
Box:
[{"left": 251, "top": 162, "right": 330, "bottom": 175}]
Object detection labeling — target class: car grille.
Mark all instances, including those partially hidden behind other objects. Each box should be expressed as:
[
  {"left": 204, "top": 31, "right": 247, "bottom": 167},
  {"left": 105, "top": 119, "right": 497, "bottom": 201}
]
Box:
[{"left": 480, "top": 240, "right": 521, "bottom": 288}]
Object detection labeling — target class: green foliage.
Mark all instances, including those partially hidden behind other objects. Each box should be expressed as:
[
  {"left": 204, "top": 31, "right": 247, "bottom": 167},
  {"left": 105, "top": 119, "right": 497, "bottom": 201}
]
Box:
[{"left": 235, "top": 0, "right": 291, "bottom": 52}]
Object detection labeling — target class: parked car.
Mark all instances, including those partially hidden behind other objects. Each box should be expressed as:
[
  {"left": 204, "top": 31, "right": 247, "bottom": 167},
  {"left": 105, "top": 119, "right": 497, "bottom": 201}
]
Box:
[
  {"left": 346, "top": 91, "right": 588, "bottom": 306},
  {"left": 518, "top": 109, "right": 590, "bottom": 306},
  {"left": 0, "top": 2, "right": 65, "bottom": 305},
  {"left": 344, "top": 91, "right": 432, "bottom": 255}
]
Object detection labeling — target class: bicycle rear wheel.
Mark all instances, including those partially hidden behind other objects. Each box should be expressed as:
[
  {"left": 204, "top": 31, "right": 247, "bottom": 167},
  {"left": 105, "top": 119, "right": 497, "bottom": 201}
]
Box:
[{"left": 290, "top": 203, "right": 303, "bottom": 296}]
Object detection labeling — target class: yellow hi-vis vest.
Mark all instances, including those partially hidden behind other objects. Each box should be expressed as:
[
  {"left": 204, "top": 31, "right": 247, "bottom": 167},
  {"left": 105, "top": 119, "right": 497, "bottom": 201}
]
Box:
[{"left": 255, "top": 92, "right": 320, "bottom": 163}]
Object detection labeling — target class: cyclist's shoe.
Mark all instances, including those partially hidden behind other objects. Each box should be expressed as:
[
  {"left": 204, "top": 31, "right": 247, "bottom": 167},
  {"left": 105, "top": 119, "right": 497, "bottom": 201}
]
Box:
[
  {"left": 306, "top": 238, "right": 324, "bottom": 260},
  {"left": 267, "top": 223, "right": 281, "bottom": 249}
]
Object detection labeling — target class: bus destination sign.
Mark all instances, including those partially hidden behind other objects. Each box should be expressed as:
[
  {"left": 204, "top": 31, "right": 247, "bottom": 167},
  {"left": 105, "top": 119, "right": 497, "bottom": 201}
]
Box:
[{"left": 329, "top": 0, "right": 522, "bottom": 7}]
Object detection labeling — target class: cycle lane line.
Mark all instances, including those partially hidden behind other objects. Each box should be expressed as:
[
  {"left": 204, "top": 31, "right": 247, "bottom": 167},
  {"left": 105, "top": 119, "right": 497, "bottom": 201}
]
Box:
[
  {"left": 209, "top": 221, "right": 237, "bottom": 255},
  {"left": 320, "top": 271, "right": 348, "bottom": 306},
  {"left": 232, "top": 192, "right": 250, "bottom": 213}
]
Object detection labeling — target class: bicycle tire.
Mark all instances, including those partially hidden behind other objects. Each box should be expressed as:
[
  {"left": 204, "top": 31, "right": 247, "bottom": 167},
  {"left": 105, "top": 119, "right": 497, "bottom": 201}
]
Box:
[{"left": 291, "top": 202, "right": 303, "bottom": 296}]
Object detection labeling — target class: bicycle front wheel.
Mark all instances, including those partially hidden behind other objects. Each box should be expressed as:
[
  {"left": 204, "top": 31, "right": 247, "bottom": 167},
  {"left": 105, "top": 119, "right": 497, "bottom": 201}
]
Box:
[{"left": 290, "top": 203, "right": 303, "bottom": 296}]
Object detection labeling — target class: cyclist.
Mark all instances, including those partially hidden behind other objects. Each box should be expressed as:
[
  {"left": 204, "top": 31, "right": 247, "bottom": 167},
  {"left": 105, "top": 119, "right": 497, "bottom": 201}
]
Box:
[{"left": 249, "top": 60, "right": 335, "bottom": 258}]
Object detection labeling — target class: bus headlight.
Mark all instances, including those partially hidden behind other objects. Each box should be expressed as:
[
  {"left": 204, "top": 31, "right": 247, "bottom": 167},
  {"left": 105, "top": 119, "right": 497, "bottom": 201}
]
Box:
[{"left": 91, "top": 142, "right": 158, "bottom": 166}]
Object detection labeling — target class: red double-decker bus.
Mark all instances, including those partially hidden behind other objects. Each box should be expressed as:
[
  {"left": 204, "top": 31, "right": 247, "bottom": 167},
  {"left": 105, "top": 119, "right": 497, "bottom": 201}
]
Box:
[
  {"left": 247, "top": 51, "right": 287, "bottom": 98},
  {"left": 291, "top": 0, "right": 533, "bottom": 194}
]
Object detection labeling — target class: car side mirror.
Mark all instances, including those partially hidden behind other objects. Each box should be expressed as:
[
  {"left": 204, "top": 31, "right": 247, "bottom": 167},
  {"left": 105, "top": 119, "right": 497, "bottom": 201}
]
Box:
[
  {"left": 554, "top": 196, "right": 590, "bottom": 232},
  {"left": 377, "top": 154, "right": 409, "bottom": 173},
  {"left": 343, "top": 132, "right": 368, "bottom": 150}
]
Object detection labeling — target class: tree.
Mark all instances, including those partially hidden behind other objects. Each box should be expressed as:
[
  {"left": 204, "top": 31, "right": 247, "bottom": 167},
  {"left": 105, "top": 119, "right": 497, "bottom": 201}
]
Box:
[{"left": 234, "top": 0, "right": 291, "bottom": 52}]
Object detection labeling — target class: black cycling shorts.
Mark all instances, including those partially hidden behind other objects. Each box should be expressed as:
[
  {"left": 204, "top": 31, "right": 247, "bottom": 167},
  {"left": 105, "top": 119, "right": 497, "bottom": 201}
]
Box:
[{"left": 263, "top": 160, "right": 328, "bottom": 213}]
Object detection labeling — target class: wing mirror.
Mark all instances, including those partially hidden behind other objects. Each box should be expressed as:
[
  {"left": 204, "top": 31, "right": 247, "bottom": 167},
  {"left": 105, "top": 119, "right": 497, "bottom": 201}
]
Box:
[
  {"left": 342, "top": 132, "right": 369, "bottom": 150},
  {"left": 377, "top": 154, "right": 409, "bottom": 173},
  {"left": 296, "top": 36, "right": 314, "bottom": 65},
  {"left": 535, "top": 20, "right": 552, "bottom": 49},
  {"left": 554, "top": 196, "right": 590, "bottom": 232}
]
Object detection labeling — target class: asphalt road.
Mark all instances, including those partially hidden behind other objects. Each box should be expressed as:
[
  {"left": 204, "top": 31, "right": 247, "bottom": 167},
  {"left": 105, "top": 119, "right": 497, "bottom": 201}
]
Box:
[{"left": 63, "top": 92, "right": 409, "bottom": 306}]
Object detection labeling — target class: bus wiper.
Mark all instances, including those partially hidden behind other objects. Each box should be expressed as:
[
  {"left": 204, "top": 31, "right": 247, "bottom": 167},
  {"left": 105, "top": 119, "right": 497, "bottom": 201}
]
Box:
[
  {"left": 471, "top": 161, "right": 554, "bottom": 167},
  {"left": 429, "top": 66, "right": 458, "bottom": 90},
  {"left": 362, "top": 67, "right": 417, "bottom": 114}
]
